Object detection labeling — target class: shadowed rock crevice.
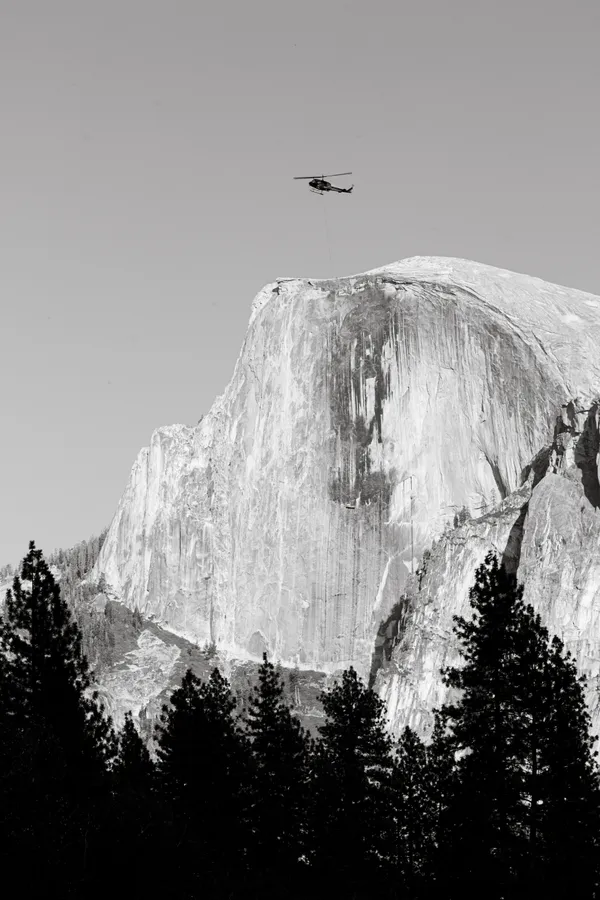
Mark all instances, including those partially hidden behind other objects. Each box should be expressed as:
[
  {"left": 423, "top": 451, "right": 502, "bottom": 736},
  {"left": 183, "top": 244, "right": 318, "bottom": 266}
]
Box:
[
  {"left": 369, "top": 594, "right": 411, "bottom": 689},
  {"left": 501, "top": 502, "right": 529, "bottom": 574},
  {"left": 520, "top": 445, "right": 553, "bottom": 490},
  {"left": 549, "top": 399, "right": 600, "bottom": 509},
  {"left": 485, "top": 454, "right": 509, "bottom": 501},
  {"left": 575, "top": 403, "right": 600, "bottom": 508}
]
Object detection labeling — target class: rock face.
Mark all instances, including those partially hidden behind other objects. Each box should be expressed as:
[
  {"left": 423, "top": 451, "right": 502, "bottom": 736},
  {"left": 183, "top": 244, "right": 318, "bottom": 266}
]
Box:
[
  {"left": 95, "top": 257, "right": 600, "bottom": 736},
  {"left": 377, "top": 397, "right": 600, "bottom": 739}
]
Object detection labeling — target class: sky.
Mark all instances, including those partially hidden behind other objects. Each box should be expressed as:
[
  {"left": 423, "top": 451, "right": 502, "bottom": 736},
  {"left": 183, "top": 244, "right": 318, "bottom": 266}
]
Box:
[{"left": 1, "top": 0, "right": 599, "bottom": 566}]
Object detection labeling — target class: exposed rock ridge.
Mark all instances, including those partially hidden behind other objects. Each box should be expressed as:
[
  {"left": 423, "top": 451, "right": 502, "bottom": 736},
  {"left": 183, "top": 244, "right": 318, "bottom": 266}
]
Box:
[
  {"left": 378, "top": 397, "right": 600, "bottom": 739},
  {"left": 94, "top": 257, "right": 600, "bottom": 734}
]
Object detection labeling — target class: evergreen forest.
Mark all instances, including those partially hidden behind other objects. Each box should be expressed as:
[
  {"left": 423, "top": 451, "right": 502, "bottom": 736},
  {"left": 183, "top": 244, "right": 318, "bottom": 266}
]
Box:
[{"left": 0, "top": 542, "right": 598, "bottom": 899}]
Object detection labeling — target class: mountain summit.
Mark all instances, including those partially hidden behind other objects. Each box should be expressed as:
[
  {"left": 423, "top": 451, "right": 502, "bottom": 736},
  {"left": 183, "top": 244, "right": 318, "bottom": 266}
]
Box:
[{"left": 95, "top": 257, "right": 600, "bottom": 736}]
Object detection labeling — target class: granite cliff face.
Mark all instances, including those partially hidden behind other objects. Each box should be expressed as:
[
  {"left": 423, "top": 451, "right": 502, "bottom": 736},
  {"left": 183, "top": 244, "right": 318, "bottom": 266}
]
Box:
[
  {"left": 377, "top": 397, "right": 600, "bottom": 739},
  {"left": 95, "top": 257, "right": 600, "bottom": 737}
]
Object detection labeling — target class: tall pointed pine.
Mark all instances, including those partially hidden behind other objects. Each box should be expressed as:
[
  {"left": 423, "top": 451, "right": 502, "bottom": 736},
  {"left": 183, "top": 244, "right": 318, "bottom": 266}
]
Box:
[
  {"left": 438, "top": 551, "right": 599, "bottom": 898},
  {"left": 313, "top": 667, "right": 396, "bottom": 894},
  {"left": 0, "top": 541, "right": 115, "bottom": 784},
  {"left": 392, "top": 725, "right": 435, "bottom": 894},
  {"left": 110, "top": 711, "right": 157, "bottom": 896},
  {"left": 0, "top": 541, "right": 116, "bottom": 893},
  {"left": 245, "top": 653, "right": 309, "bottom": 892},
  {"left": 114, "top": 710, "right": 155, "bottom": 790},
  {"left": 155, "top": 667, "right": 250, "bottom": 897}
]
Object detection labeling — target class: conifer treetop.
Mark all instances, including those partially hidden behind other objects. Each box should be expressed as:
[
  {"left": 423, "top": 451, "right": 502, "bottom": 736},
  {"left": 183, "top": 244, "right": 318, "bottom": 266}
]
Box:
[{"left": 0, "top": 540, "right": 116, "bottom": 784}]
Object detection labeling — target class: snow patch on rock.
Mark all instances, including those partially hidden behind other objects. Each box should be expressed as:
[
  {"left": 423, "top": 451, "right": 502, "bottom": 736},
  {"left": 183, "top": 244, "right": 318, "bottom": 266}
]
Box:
[{"left": 97, "top": 630, "right": 181, "bottom": 729}]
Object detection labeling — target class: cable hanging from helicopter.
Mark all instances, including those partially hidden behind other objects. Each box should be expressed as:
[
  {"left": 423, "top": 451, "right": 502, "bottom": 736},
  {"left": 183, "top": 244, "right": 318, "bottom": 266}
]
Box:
[{"left": 293, "top": 172, "right": 353, "bottom": 195}]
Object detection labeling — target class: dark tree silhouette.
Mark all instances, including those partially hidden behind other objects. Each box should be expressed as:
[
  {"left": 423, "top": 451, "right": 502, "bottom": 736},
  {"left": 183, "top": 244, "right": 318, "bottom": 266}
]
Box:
[
  {"left": 115, "top": 710, "right": 154, "bottom": 784},
  {"left": 392, "top": 726, "right": 435, "bottom": 896},
  {"left": 420, "top": 712, "right": 460, "bottom": 898},
  {"left": 312, "top": 667, "right": 396, "bottom": 897},
  {"left": 245, "top": 653, "right": 310, "bottom": 895},
  {"left": 437, "top": 552, "right": 600, "bottom": 898},
  {"left": 0, "top": 541, "right": 116, "bottom": 894},
  {"left": 155, "top": 667, "right": 250, "bottom": 898},
  {"left": 0, "top": 541, "right": 116, "bottom": 780},
  {"left": 531, "top": 635, "right": 600, "bottom": 895},
  {"left": 109, "top": 711, "right": 158, "bottom": 895},
  {"left": 3, "top": 539, "right": 598, "bottom": 899}
]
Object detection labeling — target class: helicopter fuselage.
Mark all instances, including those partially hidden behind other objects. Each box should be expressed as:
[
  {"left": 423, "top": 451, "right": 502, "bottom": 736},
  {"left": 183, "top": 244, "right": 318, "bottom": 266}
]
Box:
[
  {"left": 309, "top": 178, "right": 352, "bottom": 194},
  {"left": 295, "top": 171, "right": 353, "bottom": 194}
]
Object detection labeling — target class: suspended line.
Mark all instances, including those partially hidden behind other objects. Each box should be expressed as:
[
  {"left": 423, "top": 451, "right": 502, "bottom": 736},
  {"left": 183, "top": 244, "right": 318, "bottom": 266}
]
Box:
[{"left": 322, "top": 196, "right": 333, "bottom": 273}]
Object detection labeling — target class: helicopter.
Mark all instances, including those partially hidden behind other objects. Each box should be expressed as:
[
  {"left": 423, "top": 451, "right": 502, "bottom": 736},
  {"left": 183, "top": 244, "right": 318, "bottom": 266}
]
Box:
[{"left": 294, "top": 172, "right": 353, "bottom": 195}]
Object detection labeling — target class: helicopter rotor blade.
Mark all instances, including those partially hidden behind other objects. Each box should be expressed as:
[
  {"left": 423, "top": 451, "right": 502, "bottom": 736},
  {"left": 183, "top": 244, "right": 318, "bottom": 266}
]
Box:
[{"left": 294, "top": 172, "right": 351, "bottom": 179}]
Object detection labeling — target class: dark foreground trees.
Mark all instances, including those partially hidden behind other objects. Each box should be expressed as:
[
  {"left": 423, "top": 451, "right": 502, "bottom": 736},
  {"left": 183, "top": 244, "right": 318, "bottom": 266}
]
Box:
[
  {"left": 434, "top": 552, "right": 600, "bottom": 898},
  {"left": 0, "top": 541, "right": 116, "bottom": 780},
  {"left": 0, "top": 541, "right": 116, "bottom": 894},
  {"left": 393, "top": 725, "right": 436, "bottom": 895},
  {"left": 154, "top": 666, "right": 251, "bottom": 897},
  {"left": 311, "top": 666, "right": 397, "bottom": 897},
  {"left": 1, "top": 542, "right": 599, "bottom": 899},
  {"left": 245, "top": 653, "right": 310, "bottom": 895},
  {"left": 110, "top": 711, "right": 157, "bottom": 896}
]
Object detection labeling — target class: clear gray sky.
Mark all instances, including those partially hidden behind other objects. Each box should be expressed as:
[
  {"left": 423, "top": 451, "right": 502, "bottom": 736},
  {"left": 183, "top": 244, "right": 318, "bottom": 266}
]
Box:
[{"left": 1, "top": 0, "right": 599, "bottom": 566}]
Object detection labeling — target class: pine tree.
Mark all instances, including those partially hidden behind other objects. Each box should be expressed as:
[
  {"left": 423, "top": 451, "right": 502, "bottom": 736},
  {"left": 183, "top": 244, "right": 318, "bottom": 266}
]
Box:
[
  {"left": 0, "top": 541, "right": 116, "bottom": 783},
  {"left": 155, "top": 667, "right": 250, "bottom": 897},
  {"left": 0, "top": 712, "right": 76, "bottom": 894},
  {"left": 313, "top": 667, "right": 396, "bottom": 895},
  {"left": 393, "top": 726, "right": 433, "bottom": 895},
  {"left": 438, "top": 551, "right": 600, "bottom": 898},
  {"left": 110, "top": 712, "right": 157, "bottom": 896},
  {"left": 421, "top": 712, "right": 460, "bottom": 898},
  {"left": 531, "top": 635, "right": 599, "bottom": 895},
  {"left": 245, "top": 653, "right": 309, "bottom": 893},
  {"left": 437, "top": 553, "right": 526, "bottom": 895},
  {"left": 114, "top": 710, "right": 155, "bottom": 788},
  {"left": 0, "top": 541, "right": 117, "bottom": 893}
]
